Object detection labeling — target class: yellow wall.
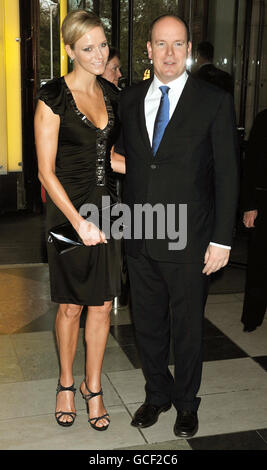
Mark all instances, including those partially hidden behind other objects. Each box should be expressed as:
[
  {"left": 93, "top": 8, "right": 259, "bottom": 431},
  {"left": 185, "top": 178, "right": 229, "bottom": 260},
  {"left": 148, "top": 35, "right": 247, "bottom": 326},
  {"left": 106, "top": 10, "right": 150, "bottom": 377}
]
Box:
[
  {"left": 4, "top": 0, "right": 22, "bottom": 172},
  {"left": 0, "top": 0, "right": 7, "bottom": 174},
  {"left": 60, "top": 0, "right": 68, "bottom": 76}
]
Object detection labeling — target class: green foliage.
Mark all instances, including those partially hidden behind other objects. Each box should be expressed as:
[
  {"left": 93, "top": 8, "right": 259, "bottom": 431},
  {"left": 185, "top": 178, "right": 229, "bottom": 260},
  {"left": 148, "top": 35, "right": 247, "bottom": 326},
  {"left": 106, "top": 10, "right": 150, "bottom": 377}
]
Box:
[{"left": 40, "top": 2, "right": 60, "bottom": 79}]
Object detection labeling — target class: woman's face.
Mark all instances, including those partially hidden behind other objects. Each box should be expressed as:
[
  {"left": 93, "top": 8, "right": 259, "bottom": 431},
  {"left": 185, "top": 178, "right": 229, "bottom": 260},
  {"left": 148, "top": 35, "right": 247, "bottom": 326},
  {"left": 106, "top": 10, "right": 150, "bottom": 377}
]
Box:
[
  {"left": 68, "top": 26, "right": 109, "bottom": 76},
  {"left": 102, "top": 56, "right": 122, "bottom": 87}
]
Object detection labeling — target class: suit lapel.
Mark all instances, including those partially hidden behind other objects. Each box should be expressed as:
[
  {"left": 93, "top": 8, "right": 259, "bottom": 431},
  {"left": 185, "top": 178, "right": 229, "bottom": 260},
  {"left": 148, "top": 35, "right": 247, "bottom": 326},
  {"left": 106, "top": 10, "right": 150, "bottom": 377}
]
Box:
[
  {"left": 156, "top": 75, "right": 201, "bottom": 155},
  {"left": 137, "top": 78, "right": 153, "bottom": 155},
  {"left": 169, "top": 75, "right": 199, "bottom": 127}
]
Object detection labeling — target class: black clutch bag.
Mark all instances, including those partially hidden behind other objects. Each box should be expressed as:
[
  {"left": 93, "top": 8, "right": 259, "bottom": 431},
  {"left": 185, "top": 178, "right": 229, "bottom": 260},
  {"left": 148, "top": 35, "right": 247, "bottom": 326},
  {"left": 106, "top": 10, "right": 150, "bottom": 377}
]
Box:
[
  {"left": 48, "top": 222, "right": 83, "bottom": 255},
  {"left": 48, "top": 204, "right": 125, "bottom": 255}
]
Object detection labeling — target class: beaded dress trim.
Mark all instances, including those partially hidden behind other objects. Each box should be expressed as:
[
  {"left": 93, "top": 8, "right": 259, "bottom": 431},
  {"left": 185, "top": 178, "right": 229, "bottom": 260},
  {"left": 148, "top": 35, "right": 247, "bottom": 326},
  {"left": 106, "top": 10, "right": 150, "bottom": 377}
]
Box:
[{"left": 62, "top": 77, "right": 115, "bottom": 187}]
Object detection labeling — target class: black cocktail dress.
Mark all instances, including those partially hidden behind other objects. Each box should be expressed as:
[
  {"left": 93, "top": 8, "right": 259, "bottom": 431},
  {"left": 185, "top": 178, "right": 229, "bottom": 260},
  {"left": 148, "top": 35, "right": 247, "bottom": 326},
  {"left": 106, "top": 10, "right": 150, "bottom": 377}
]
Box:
[{"left": 37, "top": 76, "right": 121, "bottom": 305}]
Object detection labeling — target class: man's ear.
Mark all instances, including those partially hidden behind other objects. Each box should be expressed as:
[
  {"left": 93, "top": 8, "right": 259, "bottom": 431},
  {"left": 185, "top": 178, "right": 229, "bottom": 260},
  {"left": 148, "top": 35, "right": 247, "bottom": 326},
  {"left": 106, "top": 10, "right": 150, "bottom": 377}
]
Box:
[
  {"left": 147, "top": 41, "right": 152, "bottom": 60},
  {"left": 187, "top": 41, "right": 192, "bottom": 57}
]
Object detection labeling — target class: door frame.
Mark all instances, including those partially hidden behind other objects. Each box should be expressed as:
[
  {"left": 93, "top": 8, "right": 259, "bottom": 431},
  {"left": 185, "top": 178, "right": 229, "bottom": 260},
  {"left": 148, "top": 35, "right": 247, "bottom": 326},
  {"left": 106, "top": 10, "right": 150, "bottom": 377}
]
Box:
[{"left": 19, "top": 0, "right": 41, "bottom": 212}]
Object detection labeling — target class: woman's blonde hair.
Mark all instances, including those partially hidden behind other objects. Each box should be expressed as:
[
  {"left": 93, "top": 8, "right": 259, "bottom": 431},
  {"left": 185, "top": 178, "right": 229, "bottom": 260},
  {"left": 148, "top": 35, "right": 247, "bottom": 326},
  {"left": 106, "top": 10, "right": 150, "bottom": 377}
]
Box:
[{"left": 61, "top": 10, "right": 104, "bottom": 49}]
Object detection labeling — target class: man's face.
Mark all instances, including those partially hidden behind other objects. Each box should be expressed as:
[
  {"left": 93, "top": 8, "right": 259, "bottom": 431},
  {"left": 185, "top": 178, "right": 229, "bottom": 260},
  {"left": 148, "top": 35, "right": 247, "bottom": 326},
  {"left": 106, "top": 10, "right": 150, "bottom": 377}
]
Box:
[
  {"left": 102, "top": 56, "right": 122, "bottom": 87},
  {"left": 147, "top": 17, "right": 192, "bottom": 83}
]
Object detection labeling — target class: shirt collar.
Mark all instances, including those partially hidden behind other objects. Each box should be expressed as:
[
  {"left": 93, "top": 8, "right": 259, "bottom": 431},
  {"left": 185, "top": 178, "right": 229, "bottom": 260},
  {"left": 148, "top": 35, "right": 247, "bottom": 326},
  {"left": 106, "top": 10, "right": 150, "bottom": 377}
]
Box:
[{"left": 150, "top": 71, "right": 188, "bottom": 95}]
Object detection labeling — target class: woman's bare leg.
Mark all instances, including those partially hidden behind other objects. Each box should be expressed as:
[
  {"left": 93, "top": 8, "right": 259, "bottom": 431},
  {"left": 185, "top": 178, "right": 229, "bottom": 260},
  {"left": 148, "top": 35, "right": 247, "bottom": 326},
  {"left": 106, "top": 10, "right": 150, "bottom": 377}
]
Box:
[
  {"left": 80, "top": 300, "right": 112, "bottom": 428},
  {"left": 55, "top": 303, "right": 83, "bottom": 424}
]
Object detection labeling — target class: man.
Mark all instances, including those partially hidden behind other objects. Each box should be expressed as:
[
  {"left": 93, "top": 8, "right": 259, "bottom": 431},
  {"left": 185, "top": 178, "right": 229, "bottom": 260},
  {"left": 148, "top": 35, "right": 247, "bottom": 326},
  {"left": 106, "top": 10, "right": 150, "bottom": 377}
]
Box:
[
  {"left": 241, "top": 109, "right": 267, "bottom": 332},
  {"left": 112, "top": 15, "right": 239, "bottom": 438},
  {"left": 101, "top": 47, "right": 122, "bottom": 89},
  {"left": 193, "top": 41, "right": 234, "bottom": 95}
]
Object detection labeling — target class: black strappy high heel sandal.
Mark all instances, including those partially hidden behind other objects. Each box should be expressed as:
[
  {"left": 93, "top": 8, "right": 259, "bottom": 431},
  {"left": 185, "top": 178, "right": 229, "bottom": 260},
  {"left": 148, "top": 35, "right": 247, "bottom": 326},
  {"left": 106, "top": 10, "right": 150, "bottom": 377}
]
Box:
[
  {"left": 55, "top": 380, "right": 77, "bottom": 427},
  {"left": 80, "top": 379, "right": 110, "bottom": 431}
]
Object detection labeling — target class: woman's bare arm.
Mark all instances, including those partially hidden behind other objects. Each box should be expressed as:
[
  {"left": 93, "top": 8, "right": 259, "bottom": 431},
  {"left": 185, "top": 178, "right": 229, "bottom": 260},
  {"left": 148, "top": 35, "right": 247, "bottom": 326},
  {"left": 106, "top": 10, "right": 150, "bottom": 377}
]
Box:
[{"left": 34, "top": 100, "right": 106, "bottom": 245}]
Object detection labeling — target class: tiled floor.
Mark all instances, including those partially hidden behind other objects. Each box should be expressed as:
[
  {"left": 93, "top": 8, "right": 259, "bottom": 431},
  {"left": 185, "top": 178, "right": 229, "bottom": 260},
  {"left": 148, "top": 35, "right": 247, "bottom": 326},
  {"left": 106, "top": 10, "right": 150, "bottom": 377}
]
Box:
[{"left": 0, "top": 263, "right": 267, "bottom": 451}]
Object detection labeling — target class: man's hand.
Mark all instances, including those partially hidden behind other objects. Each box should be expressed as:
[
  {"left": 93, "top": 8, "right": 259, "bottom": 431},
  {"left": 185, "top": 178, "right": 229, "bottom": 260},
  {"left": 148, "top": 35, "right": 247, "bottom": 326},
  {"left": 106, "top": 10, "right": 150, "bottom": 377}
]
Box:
[
  {"left": 202, "top": 245, "right": 230, "bottom": 275},
  {"left": 110, "top": 146, "right": 126, "bottom": 174},
  {"left": 243, "top": 210, "right": 258, "bottom": 228}
]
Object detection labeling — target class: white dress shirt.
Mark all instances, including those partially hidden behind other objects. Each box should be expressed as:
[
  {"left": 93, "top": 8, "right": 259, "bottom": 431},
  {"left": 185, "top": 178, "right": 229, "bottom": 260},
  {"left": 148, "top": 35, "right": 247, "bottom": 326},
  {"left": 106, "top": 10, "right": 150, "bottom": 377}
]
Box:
[
  {"left": 144, "top": 72, "right": 231, "bottom": 250},
  {"left": 145, "top": 72, "right": 188, "bottom": 145}
]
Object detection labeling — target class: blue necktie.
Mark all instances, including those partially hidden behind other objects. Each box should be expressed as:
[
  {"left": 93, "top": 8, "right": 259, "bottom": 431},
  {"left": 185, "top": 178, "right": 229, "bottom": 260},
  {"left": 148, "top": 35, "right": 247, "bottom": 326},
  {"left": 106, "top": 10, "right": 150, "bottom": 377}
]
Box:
[{"left": 152, "top": 86, "right": 170, "bottom": 156}]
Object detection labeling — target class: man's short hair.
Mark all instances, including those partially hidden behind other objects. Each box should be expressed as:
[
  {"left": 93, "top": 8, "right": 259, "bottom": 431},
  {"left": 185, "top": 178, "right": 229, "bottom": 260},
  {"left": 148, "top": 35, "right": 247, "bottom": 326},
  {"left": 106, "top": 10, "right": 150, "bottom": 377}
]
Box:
[
  {"left": 108, "top": 46, "right": 120, "bottom": 62},
  {"left": 148, "top": 14, "right": 191, "bottom": 43},
  {"left": 197, "top": 41, "right": 214, "bottom": 61}
]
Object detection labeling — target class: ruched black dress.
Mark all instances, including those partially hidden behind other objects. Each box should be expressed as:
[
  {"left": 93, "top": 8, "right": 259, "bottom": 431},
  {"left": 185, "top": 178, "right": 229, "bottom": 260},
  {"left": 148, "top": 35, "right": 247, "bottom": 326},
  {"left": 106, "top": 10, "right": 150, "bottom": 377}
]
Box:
[{"left": 37, "top": 76, "right": 121, "bottom": 305}]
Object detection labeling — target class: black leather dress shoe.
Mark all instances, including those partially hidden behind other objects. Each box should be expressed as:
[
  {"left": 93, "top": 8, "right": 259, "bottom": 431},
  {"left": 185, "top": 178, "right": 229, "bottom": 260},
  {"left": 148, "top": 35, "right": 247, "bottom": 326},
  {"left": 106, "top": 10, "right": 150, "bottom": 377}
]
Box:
[
  {"left": 243, "top": 325, "right": 257, "bottom": 332},
  {"left": 174, "top": 410, "right": 198, "bottom": 438},
  {"left": 131, "top": 402, "right": 172, "bottom": 428}
]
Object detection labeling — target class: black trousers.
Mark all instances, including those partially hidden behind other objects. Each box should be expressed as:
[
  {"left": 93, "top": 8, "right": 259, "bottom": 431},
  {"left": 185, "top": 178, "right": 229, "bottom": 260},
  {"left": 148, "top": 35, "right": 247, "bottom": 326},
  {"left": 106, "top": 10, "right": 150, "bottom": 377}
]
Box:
[
  {"left": 241, "top": 192, "right": 267, "bottom": 329},
  {"left": 127, "top": 245, "right": 209, "bottom": 412}
]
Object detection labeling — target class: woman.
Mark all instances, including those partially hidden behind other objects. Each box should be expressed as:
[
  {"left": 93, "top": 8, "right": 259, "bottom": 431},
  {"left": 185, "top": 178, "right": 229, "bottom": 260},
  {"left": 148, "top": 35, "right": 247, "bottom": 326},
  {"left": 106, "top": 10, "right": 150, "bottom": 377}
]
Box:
[
  {"left": 101, "top": 47, "right": 122, "bottom": 88},
  {"left": 34, "top": 10, "right": 121, "bottom": 431}
]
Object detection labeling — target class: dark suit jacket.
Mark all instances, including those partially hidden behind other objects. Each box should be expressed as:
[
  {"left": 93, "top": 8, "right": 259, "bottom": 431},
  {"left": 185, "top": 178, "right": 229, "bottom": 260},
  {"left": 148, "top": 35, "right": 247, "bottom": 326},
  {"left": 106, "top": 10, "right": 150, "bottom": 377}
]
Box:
[
  {"left": 242, "top": 109, "right": 267, "bottom": 212},
  {"left": 115, "top": 75, "right": 239, "bottom": 263},
  {"left": 194, "top": 64, "right": 234, "bottom": 95}
]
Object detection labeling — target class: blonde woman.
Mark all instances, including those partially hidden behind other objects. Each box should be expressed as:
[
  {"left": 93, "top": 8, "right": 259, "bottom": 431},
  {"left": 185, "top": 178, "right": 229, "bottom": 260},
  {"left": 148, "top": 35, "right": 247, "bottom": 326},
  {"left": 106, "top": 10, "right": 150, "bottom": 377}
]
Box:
[{"left": 34, "top": 10, "right": 121, "bottom": 431}]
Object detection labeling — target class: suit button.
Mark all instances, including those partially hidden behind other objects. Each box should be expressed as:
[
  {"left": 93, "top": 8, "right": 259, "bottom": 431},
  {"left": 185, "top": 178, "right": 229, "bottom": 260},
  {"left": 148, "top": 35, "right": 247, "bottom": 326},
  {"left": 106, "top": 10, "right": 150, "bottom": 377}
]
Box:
[{"left": 150, "top": 164, "right": 157, "bottom": 169}]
